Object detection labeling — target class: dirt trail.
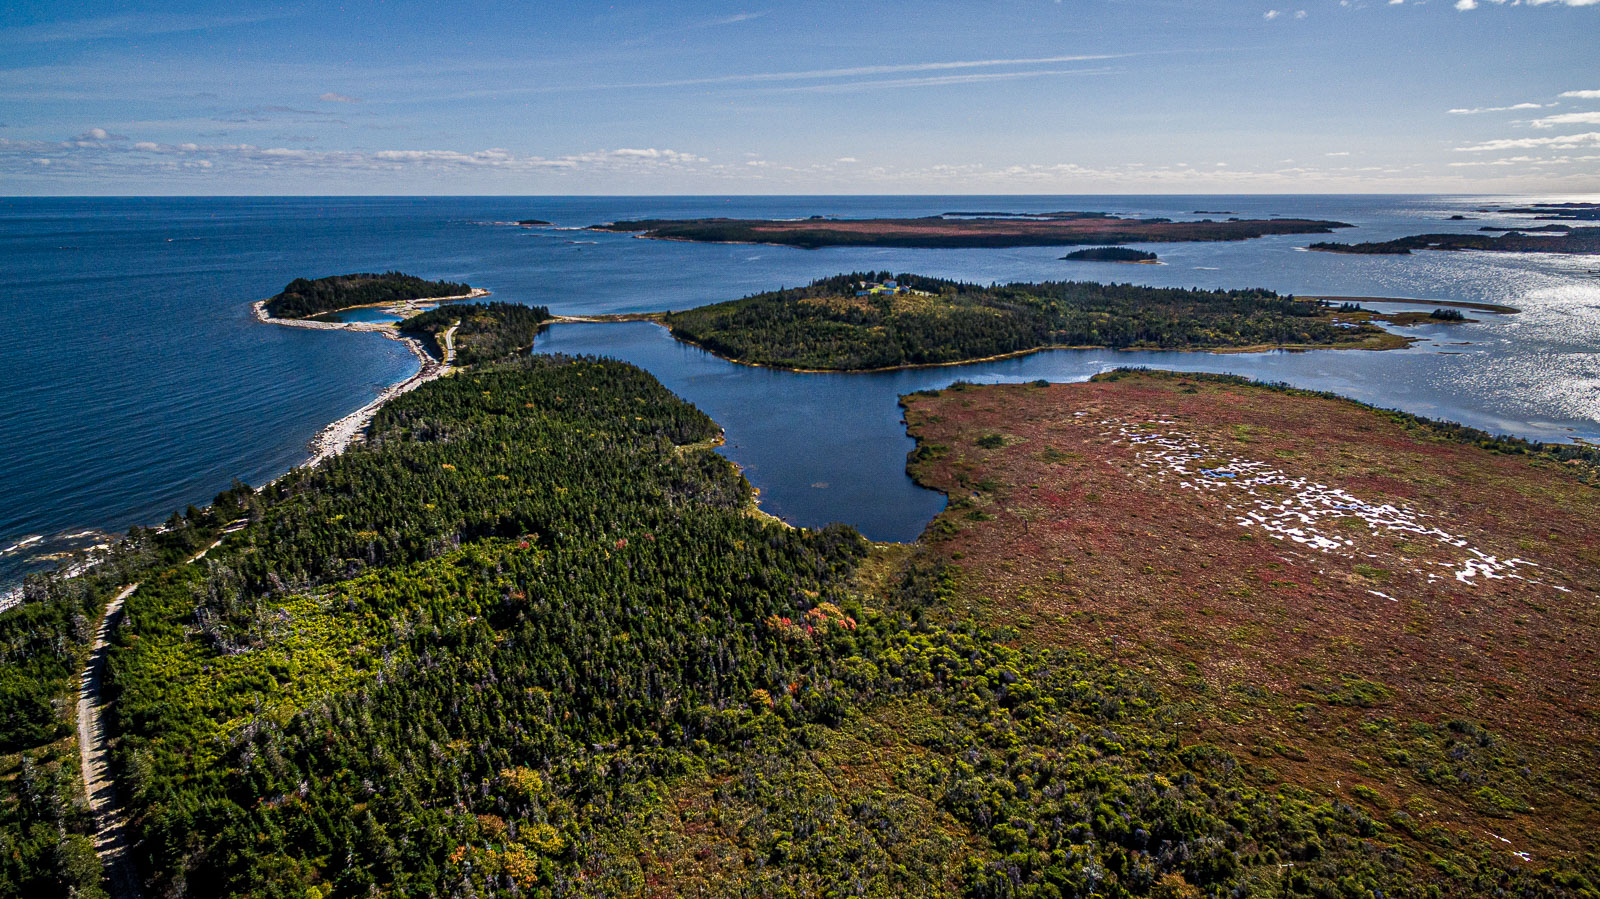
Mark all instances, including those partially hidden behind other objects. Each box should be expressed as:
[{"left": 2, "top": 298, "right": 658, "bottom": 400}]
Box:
[
  {"left": 78, "top": 582, "right": 141, "bottom": 899},
  {"left": 79, "top": 521, "right": 246, "bottom": 897},
  {"left": 441, "top": 321, "right": 460, "bottom": 365}
]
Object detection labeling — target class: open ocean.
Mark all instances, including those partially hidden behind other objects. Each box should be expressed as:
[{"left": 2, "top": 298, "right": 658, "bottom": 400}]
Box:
[{"left": 3, "top": 195, "right": 1599, "bottom": 590}]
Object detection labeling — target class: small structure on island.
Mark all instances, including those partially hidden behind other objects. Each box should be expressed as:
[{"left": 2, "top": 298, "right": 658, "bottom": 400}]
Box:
[{"left": 854, "top": 279, "right": 918, "bottom": 297}]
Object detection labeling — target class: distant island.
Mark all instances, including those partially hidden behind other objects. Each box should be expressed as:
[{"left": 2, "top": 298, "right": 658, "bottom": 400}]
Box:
[
  {"left": 590, "top": 211, "right": 1352, "bottom": 250},
  {"left": 398, "top": 300, "right": 552, "bottom": 366},
  {"left": 1497, "top": 202, "right": 1600, "bottom": 222},
  {"left": 263, "top": 271, "right": 475, "bottom": 319},
  {"left": 660, "top": 272, "right": 1402, "bottom": 371},
  {"left": 515, "top": 218, "right": 552, "bottom": 226},
  {"left": 1061, "top": 246, "right": 1159, "bottom": 263},
  {"left": 1308, "top": 227, "right": 1600, "bottom": 255}
]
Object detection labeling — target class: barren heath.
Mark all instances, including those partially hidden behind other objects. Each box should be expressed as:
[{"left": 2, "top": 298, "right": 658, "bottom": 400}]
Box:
[{"left": 902, "top": 371, "right": 1600, "bottom": 876}]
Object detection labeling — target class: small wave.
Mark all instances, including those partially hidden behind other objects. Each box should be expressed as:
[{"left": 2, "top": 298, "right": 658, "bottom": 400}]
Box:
[
  {"left": 1193, "top": 266, "right": 1221, "bottom": 271},
  {"left": 0, "top": 535, "right": 44, "bottom": 555}
]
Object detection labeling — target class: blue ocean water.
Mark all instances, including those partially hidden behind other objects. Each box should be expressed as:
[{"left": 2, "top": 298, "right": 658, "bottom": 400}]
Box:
[{"left": 3, "top": 195, "right": 1598, "bottom": 586}]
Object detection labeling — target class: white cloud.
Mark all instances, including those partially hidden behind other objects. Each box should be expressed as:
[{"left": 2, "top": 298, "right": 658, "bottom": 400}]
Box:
[
  {"left": 1455, "top": 131, "right": 1600, "bottom": 151},
  {"left": 0, "top": 136, "right": 714, "bottom": 181},
  {"left": 772, "top": 67, "right": 1112, "bottom": 93},
  {"left": 1457, "top": 0, "right": 1600, "bottom": 8},
  {"left": 71, "top": 127, "right": 126, "bottom": 143},
  {"left": 1559, "top": 89, "right": 1600, "bottom": 99},
  {"left": 319, "top": 92, "right": 361, "bottom": 103},
  {"left": 1448, "top": 102, "right": 1545, "bottom": 114},
  {"left": 1530, "top": 111, "right": 1600, "bottom": 128},
  {"left": 1295, "top": 9, "right": 1309, "bottom": 18},
  {"left": 1264, "top": 9, "right": 1281, "bottom": 18},
  {"left": 1449, "top": 154, "right": 1600, "bottom": 166}
]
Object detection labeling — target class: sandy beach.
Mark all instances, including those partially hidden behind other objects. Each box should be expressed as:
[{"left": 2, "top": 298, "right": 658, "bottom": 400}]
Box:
[{"left": 252, "top": 288, "right": 485, "bottom": 465}]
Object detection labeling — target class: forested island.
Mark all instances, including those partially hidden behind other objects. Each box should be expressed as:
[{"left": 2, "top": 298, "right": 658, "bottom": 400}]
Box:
[
  {"left": 590, "top": 211, "right": 1352, "bottom": 249},
  {"left": 661, "top": 272, "right": 1403, "bottom": 371},
  {"left": 263, "top": 272, "right": 474, "bottom": 319},
  {"left": 5, "top": 307, "right": 1597, "bottom": 894},
  {"left": 399, "top": 300, "right": 552, "bottom": 366},
  {"left": 1309, "top": 226, "right": 1600, "bottom": 255},
  {"left": 1062, "top": 246, "right": 1159, "bottom": 263}
]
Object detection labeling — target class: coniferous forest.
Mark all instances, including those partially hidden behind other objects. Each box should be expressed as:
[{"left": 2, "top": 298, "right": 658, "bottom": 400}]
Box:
[
  {"left": 264, "top": 273, "right": 472, "bottom": 319},
  {"left": 399, "top": 301, "right": 553, "bottom": 366},
  {"left": 664, "top": 273, "right": 1395, "bottom": 371}
]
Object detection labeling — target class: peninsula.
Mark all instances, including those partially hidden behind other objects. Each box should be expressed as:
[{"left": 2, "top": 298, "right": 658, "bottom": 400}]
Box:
[
  {"left": 589, "top": 211, "right": 1352, "bottom": 249},
  {"left": 660, "top": 272, "right": 1405, "bottom": 371},
  {"left": 1309, "top": 226, "right": 1600, "bottom": 255}
]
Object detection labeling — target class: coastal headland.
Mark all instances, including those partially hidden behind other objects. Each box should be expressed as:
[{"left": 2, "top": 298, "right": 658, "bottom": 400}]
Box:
[
  {"left": 1309, "top": 226, "right": 1600, "bottom": 255},
  {"left": 251, "top": 286, "right": 489, "bottom": 464}
]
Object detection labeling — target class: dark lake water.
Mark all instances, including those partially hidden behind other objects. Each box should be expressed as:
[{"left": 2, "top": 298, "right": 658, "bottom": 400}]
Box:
[{"left": 4, "top": 195, "right": 1598, "bottom": 587}]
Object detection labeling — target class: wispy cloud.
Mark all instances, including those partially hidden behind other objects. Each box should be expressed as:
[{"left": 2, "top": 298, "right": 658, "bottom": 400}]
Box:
[
  {"left": 1448, "top": 154, "right": 1600, "bottom": 166},
  {"left": 0, "top": 12, "right": 284, "bottom": 44},
  {"left": 1530, "top": 111, "right": 1600, "bottom": 127},
  {"left": 692, "top": 12, "right": 768, "bottom": 28},
  {"left": 319, "top": 92, "right": 361, "bottom": 104},
  {"left": 1561, "top": 89, "right": 1600, "bottom": 98},
  {"left": 769, "top": 67, "right": 1113, "bottom": 93},
  {"left": 8, "top": 131, "right": 1593, "bottom": 192},
  {"left": 429, "top": 54, "right": 1129, "bottom": 100},
  {"left": 0, "top": 136, "right": 711, "bottom": 180},
  {"left": 1455, "top": 131, "right": 1600, "bottom": 151},
  {"left": 1456, "top": 0, "right": 1600, "bottom": 8},
  {"left": 207, "top": 105, "right": 361, "bottom": 127},
  {"left": 1448, "top": 102, "right": 1546, "bottom": 114}
]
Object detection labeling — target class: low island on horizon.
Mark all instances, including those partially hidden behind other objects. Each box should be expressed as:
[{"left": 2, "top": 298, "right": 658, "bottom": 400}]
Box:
[{"left": 584, "top": 210, "right": 1352, "bottom": 249}]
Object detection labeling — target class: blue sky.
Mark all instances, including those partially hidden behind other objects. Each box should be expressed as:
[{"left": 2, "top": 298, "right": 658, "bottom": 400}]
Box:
[{"left": 2, "top": 0, "right": 1597, "bottom": 194}]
